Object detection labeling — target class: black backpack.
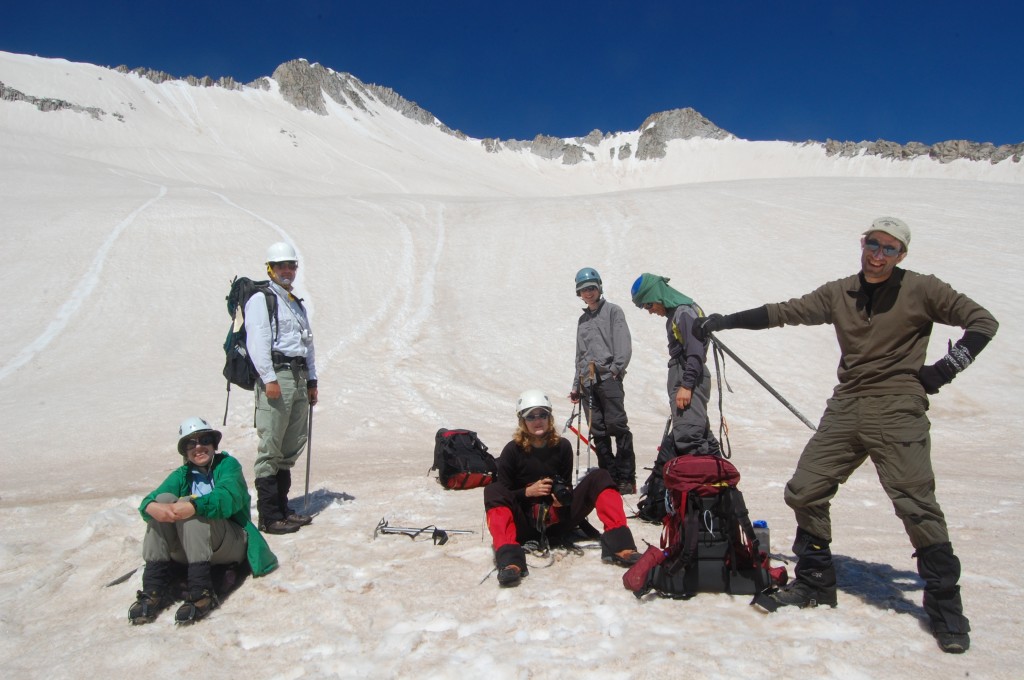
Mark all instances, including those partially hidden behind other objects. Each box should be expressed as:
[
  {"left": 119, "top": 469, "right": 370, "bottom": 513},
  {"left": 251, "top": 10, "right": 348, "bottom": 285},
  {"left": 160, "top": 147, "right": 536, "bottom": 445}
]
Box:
[
  {"left": 431, "top": 429, "right": 497, "bottom": 490},
  {"left": 222, "top": 276, "right": 278, "bottom": 393}
]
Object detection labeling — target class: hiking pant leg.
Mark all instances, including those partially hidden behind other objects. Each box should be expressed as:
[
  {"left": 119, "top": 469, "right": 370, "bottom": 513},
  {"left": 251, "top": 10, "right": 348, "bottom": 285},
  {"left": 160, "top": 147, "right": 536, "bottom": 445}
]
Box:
[
  {"left": 483, "top": 482, "right": 538, "bottom": 547},
  {"left": 566, "top": 468, "right": 617, "bottom": 526},
  {"left": 667, "top": 367, "right": 716, "bottom": 456},
  {"left": 254, "top": 370, "right": 308, "bottom": 478},
  {"left": 278, "top": 370, "right": 310, "bottom": 471},
  {"left": 784, "top": 397, "right": 867, "bottom": 543},
  {"left": 596, "top": 378, "right": 635, "bottom": 481},
  {"left": 142, "top": 493, "right": 187, "bottom": 563},
  {"left": 175, "top": 515, "right": 248, "bottom": 565},
  {"left": 863, "top": 394, "right": 950, "bottom": 548}
]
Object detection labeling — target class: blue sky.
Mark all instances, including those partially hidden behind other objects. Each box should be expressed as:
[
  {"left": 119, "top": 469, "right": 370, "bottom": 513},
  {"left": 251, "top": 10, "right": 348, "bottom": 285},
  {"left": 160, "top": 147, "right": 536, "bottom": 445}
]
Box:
[{"left": 3, "top": 1, "right": 1021, "bottom": 145}]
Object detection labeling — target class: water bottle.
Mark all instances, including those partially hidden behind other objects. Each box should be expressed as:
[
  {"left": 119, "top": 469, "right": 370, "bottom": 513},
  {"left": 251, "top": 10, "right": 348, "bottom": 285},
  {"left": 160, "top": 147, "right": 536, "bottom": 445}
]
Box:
[{"left": 752, "top": 520, "right": 770, "bottom": 553}]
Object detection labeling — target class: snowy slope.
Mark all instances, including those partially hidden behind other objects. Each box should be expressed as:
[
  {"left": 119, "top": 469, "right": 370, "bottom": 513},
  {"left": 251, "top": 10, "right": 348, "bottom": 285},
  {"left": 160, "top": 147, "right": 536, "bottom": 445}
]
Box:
[{"left": 0, "top": 52, "right": 1022, "bottom": 679}]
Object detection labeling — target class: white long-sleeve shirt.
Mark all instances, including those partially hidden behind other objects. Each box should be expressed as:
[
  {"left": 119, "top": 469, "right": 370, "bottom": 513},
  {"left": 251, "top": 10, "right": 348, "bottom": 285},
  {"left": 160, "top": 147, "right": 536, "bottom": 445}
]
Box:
[{"left": 244, "top": 281, "right": 317, "bottom": 385}]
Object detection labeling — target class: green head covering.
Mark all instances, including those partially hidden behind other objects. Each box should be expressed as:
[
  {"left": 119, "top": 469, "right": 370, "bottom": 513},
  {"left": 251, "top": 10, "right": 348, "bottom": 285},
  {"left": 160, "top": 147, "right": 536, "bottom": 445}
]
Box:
[{"left": 630, "top": 273, "right": 694, "bottom": 309}]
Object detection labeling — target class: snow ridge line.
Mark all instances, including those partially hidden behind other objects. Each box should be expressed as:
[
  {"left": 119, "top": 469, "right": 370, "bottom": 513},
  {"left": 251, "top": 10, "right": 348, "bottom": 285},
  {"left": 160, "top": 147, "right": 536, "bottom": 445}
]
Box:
[{"left": 0, "top": 181, "right": 167, "bottom": 384}]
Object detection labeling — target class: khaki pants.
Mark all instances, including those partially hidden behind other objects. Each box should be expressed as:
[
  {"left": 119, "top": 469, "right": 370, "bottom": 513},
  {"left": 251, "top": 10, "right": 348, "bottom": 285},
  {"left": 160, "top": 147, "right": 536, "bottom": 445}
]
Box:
[
  {"left": 143, "top": 493, "right": 247, "bottom": 564},
  {"left": 784, "top": 394, "right": 949, "bottom": 548},
  {"left": 254, "top": 369, "right": 309, "bottom": 479}
]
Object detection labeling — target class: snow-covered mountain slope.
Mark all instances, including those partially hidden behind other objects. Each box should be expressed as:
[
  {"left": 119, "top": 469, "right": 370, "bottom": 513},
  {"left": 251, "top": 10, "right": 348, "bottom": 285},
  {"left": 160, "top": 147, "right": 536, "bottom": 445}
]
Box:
[{"left": 0, "top": 51, "right": 1021, "bottom": 679}]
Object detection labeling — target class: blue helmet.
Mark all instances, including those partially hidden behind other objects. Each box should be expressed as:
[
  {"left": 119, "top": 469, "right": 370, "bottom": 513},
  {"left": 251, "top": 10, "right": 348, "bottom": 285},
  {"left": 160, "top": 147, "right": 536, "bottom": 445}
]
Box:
[{"left": 574, "top": 267, "right": 602, "bottom": 294}]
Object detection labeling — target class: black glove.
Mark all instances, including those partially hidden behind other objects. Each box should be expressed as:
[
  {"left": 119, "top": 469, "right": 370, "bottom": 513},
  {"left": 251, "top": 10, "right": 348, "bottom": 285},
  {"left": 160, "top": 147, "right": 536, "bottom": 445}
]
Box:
[
  {"left": 918, "top": 341, "right": 973, "bottom": 395},
  {"left": 692, "top": 313, "right": 724, "bottom": 343}
]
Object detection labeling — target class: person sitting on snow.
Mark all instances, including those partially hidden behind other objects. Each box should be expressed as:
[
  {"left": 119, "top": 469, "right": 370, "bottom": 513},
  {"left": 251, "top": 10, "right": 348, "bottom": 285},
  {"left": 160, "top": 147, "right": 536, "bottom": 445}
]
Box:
[
  {"left": 483, "top": 389, "right": 642, "bottom": 588},
  {"left": 128, "top": 417, "right": 278, "bottom": 625}
]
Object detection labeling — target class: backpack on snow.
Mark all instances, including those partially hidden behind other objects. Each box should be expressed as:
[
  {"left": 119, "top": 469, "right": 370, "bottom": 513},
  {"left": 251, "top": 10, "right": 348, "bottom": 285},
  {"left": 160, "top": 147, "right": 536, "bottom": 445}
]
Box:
[
  {"left": 221, "top": 278, "right": 279, "bottom": 426},
  {"left": 623, "top": 454, "right": 787, "bottom": 604},
  {"left": 430, "top": 429, "right": 497, "bottom": 490}
]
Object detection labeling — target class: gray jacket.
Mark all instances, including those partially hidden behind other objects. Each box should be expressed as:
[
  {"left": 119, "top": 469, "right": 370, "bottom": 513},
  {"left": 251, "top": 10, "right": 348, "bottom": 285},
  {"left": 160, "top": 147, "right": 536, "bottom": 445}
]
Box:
[{"left": 573, "top": 299, "right": 632, "bottom": 388}]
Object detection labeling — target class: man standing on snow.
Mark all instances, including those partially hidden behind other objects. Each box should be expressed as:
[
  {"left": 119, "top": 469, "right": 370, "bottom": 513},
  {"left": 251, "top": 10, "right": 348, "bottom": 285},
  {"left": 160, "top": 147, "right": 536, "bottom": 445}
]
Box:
[
  {"left": 630, "top": 273, "right": 722, "bottom": 520},
  {"left": 694, "top": 217, "right": 997, "bottom": 654},
  {"left": 245, "top": 242, "right": 319, "bottom": 534},
  {"left": 569, "top": 267, "right": 637, "bottom": 494}
]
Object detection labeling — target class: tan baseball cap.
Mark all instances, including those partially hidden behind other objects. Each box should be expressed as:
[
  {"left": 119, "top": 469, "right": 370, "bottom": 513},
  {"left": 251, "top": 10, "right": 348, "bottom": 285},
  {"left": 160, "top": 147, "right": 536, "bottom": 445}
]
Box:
[{"left": 864, "top": 217, "right": 910, "bottom": 251}]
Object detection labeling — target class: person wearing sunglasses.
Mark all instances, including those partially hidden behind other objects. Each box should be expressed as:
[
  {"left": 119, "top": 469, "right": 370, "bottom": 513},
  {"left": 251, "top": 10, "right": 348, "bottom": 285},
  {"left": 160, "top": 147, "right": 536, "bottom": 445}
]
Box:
[
  {"left": 692, "top": 217, "right": 997, "bottom": 654},
  {"left": 128, "top": 417, "right": 278, "bottom": 625},
  {"left": 629, "top": 273, "right": 724, "bottom": 522},
  {"left": 245, "top": 241, "right": 318, "bottom": 534},
  {"left": 569, "top": 267, "right": 637, "bottom": 495},
  {"left": 483, "top": 390, "right": 641, "bottom": 588}
]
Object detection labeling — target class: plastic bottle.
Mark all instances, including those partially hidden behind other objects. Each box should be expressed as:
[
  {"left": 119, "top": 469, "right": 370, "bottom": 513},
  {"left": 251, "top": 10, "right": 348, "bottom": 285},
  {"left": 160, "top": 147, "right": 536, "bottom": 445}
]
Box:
[{"left": 752, "top": 519, "right": 770, "bottom": 553}]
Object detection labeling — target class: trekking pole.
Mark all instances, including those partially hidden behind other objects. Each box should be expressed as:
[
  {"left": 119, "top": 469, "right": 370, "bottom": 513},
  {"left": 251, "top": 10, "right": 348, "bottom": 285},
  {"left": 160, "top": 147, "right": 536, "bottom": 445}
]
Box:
[
  {"left": 586, "top": 362, "right": 596, "bottom": 472},
  {"left": 564, "top": 405, "right": 581, "bottom": 483},
  {"left": 303, "top": 406, "right": 314, "bottom": 514},
  {"left": 709, "top": 333, "right": 817, "bottom": 432},
  {"left": 222, "top": 381, "right": 231, "bottom": 426}
]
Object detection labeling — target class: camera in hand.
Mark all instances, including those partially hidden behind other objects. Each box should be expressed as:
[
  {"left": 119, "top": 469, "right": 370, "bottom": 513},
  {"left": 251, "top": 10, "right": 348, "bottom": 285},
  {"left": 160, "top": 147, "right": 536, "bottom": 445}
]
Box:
[{"left": 549, "top": 476, "right": 573, "bottom": 505}]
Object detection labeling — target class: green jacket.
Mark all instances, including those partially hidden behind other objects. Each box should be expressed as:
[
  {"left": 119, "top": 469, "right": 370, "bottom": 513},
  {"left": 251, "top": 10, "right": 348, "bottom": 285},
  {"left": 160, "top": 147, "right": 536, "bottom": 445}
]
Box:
[
  {"left": 766, "top": 268, "right": 998, "bottom": 398},
  {"left": 139, "top": 452, "right": 278, "bottom": 576}
]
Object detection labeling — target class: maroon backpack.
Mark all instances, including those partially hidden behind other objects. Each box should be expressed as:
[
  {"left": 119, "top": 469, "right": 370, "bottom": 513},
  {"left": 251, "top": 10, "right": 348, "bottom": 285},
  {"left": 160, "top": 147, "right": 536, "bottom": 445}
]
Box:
[{"left": 623, "top": 454, "right": 787, "bottom": 606}]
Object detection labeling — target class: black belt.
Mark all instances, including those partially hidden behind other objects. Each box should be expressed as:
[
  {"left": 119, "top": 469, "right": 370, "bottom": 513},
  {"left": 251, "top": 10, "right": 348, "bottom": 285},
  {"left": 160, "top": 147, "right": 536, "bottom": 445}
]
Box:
[{"left": 272, "top": 352, "right": 307, "bottom": 370}]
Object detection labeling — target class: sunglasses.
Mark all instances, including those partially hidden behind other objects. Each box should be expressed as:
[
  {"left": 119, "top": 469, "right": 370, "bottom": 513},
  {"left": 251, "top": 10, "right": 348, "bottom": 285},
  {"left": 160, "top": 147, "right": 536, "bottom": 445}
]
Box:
[
  {"left": 578, "top": 285, "right": 599, "bottom": 294},
  {"left": 642, "top": 302, "right": 655, "bottom": 310},
  {"left": 863, "top": 239, "right": 902, "bottom": 258},
  {"left": 523, "top": 410, "right": 551, "bottom": 422},
  {"left": 184, "top": 433, "right": 217, "bottom": 451}
]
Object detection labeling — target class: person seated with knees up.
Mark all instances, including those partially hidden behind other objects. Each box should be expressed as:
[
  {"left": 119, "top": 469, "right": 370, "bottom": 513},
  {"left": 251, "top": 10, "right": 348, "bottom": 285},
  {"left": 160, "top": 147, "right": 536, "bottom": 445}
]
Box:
[
  {"left": 483, "top": 389, "right": 642, "bottom": 588},
  {"left": 128, "top": 417, "right": 278, "bottom": 625}
]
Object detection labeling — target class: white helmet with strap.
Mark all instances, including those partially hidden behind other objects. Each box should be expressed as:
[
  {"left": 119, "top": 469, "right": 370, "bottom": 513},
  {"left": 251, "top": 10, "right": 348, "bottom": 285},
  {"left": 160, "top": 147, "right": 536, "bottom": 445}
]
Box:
[{"left": 516, "top": 389, "right": 553, "bottom": 417}]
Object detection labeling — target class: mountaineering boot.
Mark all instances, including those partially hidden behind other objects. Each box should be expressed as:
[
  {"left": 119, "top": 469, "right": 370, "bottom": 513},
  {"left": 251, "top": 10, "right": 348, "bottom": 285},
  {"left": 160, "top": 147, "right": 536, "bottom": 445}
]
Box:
[
  {"left": 600, "top": 525, "right": 641, "bottom": 567},
  {"left": 256, "top": 476, "right": 299, "bottom": 534},
  {"left": 128, "top": 560, "right": 173, "bottom": 625},
  {"left": 769, "top": 528, "right": 837, "bottom": 608},
  {"left": 175, "top": 589, "right": 219, "bottom": 624},
  {"left": 175, "top": 562, "right": 220, "bottom": 624},
  {"left": 276, "top": 469, "right": 312, "bottom": 527},
  {"left": 494, "top": 544, "right": 528, "bottom": 588},
  {"left": 129, "top": 590, "right": 170, "bottom": 625},
  {"left": 917, "top": 542, "right": 971, "bottom": 653},
  {"left": 769, "top": 567, "right": 838, "bottom": 608},
  {"left": 616, "top": 479, "right": 637, "bottom": 495},
  {"left": 497, "top": 564, "right": 525, "bottom": 587}
]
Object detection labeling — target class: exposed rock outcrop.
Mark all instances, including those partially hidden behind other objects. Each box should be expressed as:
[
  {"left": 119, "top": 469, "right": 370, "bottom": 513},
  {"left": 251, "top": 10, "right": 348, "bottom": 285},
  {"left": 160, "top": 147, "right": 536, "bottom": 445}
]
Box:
[
  {"left": 0, "top": 80, "right": 105, "bottom": 119},
  {"left": 271, "top": 59, "right": 463, "bottom": 137},
  {"left": 635, "top": 108, "right": 733, "bottom": 160},
  {"left": 823, "top": 138, "right": 1023, "bottom": 164}
]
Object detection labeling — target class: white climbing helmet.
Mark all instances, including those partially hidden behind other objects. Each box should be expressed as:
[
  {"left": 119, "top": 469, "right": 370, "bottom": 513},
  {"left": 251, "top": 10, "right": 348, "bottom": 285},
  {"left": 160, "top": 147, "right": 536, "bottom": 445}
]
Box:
[
  {"left": 176, "top": 416, "right": 222, "bottom": 455},
  {"left": 516, "top": 389, "right": 553, "bottom": 417},
  {"left": 266, "top": 241, "right": 298, "bottom": 264}
]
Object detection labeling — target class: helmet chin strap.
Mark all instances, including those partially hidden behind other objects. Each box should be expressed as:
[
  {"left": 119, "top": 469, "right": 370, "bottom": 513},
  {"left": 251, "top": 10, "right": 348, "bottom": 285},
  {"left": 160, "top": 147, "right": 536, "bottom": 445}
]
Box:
[{"left": 267, "top": 263, "right": 294, "bottom": 291}]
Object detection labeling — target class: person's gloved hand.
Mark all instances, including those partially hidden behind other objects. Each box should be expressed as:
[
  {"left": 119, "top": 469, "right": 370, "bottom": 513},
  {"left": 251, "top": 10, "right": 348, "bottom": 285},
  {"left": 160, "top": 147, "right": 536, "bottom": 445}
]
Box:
[
  {"left": 918, "top": 342, "right": 973, "bottom": 395},
  {"left": 692, "top": 313, "right": 724, "bottom": 343},
  {"left": 918, "top": 358, "right": 957, "bottom": 395}
]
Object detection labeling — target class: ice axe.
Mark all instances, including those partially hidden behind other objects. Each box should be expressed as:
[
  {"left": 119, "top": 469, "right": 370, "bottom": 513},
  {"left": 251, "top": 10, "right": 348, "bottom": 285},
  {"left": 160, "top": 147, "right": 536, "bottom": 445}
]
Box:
[
  {"left": 373, "top": 518, "right": 474, "bottom": 546},
  {"left": 709, "top": 333, "right": 817, "bottom": 432}
]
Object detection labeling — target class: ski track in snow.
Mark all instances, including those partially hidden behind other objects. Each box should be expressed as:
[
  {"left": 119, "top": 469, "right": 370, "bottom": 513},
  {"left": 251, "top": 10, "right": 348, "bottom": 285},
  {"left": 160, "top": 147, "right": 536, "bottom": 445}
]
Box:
[
  {"left": 0, "top": 178, "right": 166, "bottom": 384},
  {"left": 206, "top": 190, "right": 313, "bottom": 319}
]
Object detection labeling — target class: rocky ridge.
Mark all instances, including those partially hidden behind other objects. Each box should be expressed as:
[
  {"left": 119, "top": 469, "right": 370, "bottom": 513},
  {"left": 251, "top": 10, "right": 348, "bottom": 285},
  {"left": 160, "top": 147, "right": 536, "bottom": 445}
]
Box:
[{"left": 3, "top": 57, "right": 1020, "bottom": 165}]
